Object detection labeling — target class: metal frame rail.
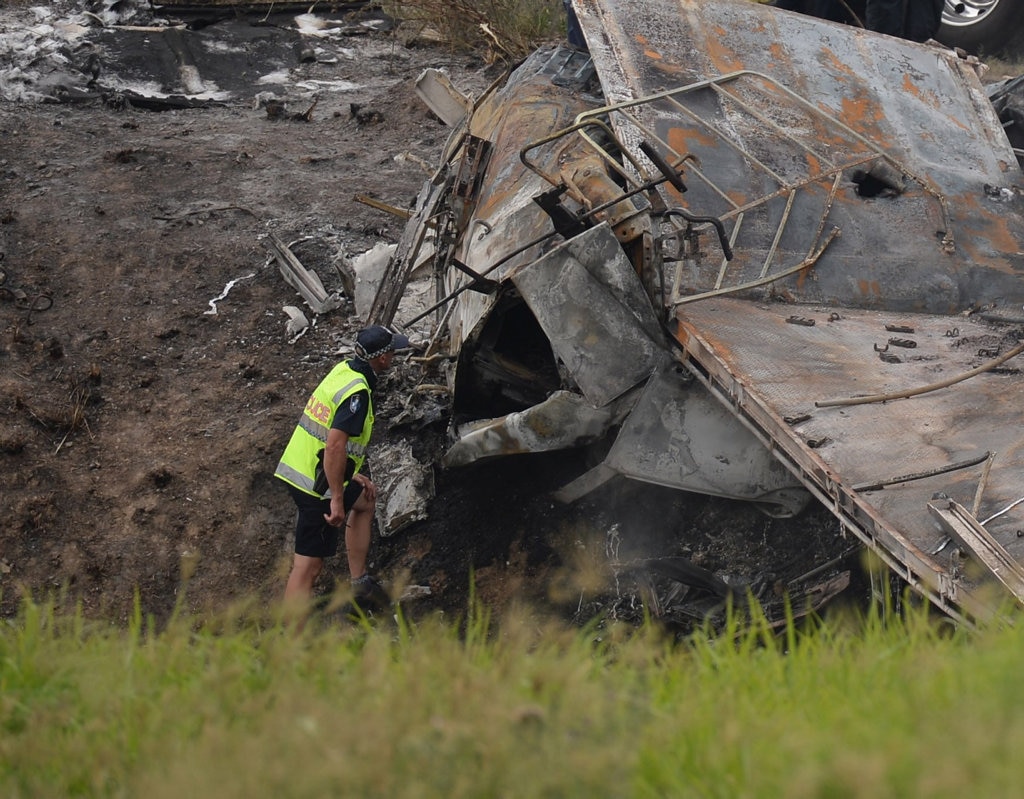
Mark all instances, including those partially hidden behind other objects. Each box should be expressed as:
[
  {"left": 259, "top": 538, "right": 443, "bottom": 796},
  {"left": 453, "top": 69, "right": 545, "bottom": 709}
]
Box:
[{"left": 675, "top": 319, "right": 1015, "bottom": 627}]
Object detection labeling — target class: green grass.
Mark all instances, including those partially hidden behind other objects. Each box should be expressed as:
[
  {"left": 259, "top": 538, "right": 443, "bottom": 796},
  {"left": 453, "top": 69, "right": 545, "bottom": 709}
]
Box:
[{"left": 3, "top": 594, "right": 1024, "bottom": 798}]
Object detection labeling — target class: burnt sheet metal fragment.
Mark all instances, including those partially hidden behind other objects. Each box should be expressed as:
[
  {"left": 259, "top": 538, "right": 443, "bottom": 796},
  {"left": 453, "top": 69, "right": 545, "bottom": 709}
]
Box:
[
  {"left": 510, "top": 223, "right": 669, "bottom": 408},
  {"left": 639, "top": 557, "right": 734, "bottom": 598},
  {"left": 555, "top": 365, "right": 811, "bottom": 517},
  {"left": 630, "top": 566, "right": 851, "bottom": 630},
  {"left": 442, "top": 389, "right": 638, "bottom": 468}
]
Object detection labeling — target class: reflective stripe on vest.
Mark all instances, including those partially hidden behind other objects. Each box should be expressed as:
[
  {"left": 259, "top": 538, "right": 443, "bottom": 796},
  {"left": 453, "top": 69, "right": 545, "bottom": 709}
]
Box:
[{"left": 274, "top": 364, "right": 374, "bottom": 497}]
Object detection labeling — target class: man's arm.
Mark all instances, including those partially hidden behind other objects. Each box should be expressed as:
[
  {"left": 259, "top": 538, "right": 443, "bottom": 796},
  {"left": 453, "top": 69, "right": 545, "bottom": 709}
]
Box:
[{"left": 322, "top": 427, "right": 350, "bottom": 527}]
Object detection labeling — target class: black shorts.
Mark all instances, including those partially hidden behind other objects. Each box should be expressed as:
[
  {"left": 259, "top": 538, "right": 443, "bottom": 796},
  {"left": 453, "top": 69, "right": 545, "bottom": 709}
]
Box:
[{"left": 287, "top": 481, "right": 365, "bottom": 558}]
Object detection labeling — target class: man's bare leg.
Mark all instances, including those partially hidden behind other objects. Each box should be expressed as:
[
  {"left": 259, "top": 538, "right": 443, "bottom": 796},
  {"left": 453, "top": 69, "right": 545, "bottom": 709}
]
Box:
[
  {"left": 284, "top": 554, "right": 323, "bottom": 603},
  {"left": 345, "top": 491, "right": 375, "bottom": 579}
]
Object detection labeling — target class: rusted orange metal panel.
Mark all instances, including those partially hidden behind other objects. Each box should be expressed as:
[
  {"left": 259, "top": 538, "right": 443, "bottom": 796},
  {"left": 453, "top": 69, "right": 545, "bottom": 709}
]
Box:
[{"left": 571, "top": 0, "right": 1024, "bottom": 315}]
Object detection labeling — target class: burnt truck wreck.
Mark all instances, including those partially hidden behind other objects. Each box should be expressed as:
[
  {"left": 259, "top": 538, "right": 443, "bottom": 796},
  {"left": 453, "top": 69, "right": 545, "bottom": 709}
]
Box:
[{"left": 371, "top": 0, "right": 1024, "bottom": 625}]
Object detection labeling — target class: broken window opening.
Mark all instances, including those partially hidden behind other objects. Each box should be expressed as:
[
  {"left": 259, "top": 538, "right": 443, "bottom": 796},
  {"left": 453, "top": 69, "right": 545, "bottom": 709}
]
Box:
[{"left": 451, "top": 293, "right": 561, "bottom": 423}]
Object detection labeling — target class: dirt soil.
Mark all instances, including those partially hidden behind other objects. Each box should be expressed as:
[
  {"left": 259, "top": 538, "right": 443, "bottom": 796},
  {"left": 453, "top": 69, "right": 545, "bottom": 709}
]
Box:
[{"left": 0, "top": 3, "right": 855, "bottom": 629}]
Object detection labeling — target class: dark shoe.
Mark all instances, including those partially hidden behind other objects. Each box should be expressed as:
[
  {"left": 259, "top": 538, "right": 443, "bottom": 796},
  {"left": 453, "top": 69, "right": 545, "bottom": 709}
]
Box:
[{"left": 351, "top": 573, "right": 390, "bottom": 609}]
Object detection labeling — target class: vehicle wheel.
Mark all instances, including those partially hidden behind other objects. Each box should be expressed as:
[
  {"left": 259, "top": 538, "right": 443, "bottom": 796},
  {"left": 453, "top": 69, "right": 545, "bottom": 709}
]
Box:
[{"left": 936, "top": 0, "right": 1024, "bottom": 56}]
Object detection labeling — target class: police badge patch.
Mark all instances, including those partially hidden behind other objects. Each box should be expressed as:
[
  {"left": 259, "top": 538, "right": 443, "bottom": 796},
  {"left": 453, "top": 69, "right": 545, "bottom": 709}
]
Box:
[{"left": 349, "top": 395, "right": 361, "bottom": 414}]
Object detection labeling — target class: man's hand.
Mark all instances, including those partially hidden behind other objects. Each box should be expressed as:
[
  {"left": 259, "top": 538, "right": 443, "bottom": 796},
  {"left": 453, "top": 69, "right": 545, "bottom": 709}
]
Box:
[
  {"left": 323, "top": 495, "right": 346, "bottom": 527},
  {"left": 353, "top": 473, "right": 377, "bottom": 503}
]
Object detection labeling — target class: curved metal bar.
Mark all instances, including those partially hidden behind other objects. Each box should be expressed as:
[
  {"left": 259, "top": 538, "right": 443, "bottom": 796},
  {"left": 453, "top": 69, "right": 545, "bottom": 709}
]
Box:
[
  {"left": 853, "top": 451, "right": 991, "bottom": 492},
  {"left": 664, "top": 208, "right": 732, "bottom": 262},
  {"left": 672, "top": 226, "right": 840, "bottom": 307}
]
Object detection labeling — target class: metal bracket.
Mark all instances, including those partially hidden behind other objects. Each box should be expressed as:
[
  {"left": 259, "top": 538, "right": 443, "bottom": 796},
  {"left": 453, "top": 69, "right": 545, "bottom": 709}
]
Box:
[{"left": 928, "top": 499, "right": 1024, "bottom": 604}]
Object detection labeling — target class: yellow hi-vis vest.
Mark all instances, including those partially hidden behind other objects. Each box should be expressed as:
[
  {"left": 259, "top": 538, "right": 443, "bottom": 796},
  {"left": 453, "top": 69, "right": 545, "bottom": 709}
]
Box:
[{"left": 274, "top": 361, "right": 374, "bottom": 498}]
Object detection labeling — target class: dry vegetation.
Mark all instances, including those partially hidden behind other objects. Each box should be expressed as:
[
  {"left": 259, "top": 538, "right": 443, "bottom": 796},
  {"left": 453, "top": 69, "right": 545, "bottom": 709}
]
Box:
[{"left": 385, "top": 0, "right": 566, "bottom": 61}]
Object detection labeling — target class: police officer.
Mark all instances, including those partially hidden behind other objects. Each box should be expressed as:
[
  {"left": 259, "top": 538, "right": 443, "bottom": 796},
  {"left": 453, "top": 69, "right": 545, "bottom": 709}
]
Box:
[{"left": 275, "top": 324, "right": 409, "bottom": 611}]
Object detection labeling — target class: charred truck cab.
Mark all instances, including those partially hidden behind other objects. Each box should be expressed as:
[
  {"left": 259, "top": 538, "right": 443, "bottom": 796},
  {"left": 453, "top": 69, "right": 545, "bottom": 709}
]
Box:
[{"left": 372, "top": 0, "right": 1024, "bottom": 624}]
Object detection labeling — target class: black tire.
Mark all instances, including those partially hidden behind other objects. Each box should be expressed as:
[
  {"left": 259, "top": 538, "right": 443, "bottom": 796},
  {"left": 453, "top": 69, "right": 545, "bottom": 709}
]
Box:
[{"left": 936, "top": 0, "right": 1024, "bottom": 56}]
